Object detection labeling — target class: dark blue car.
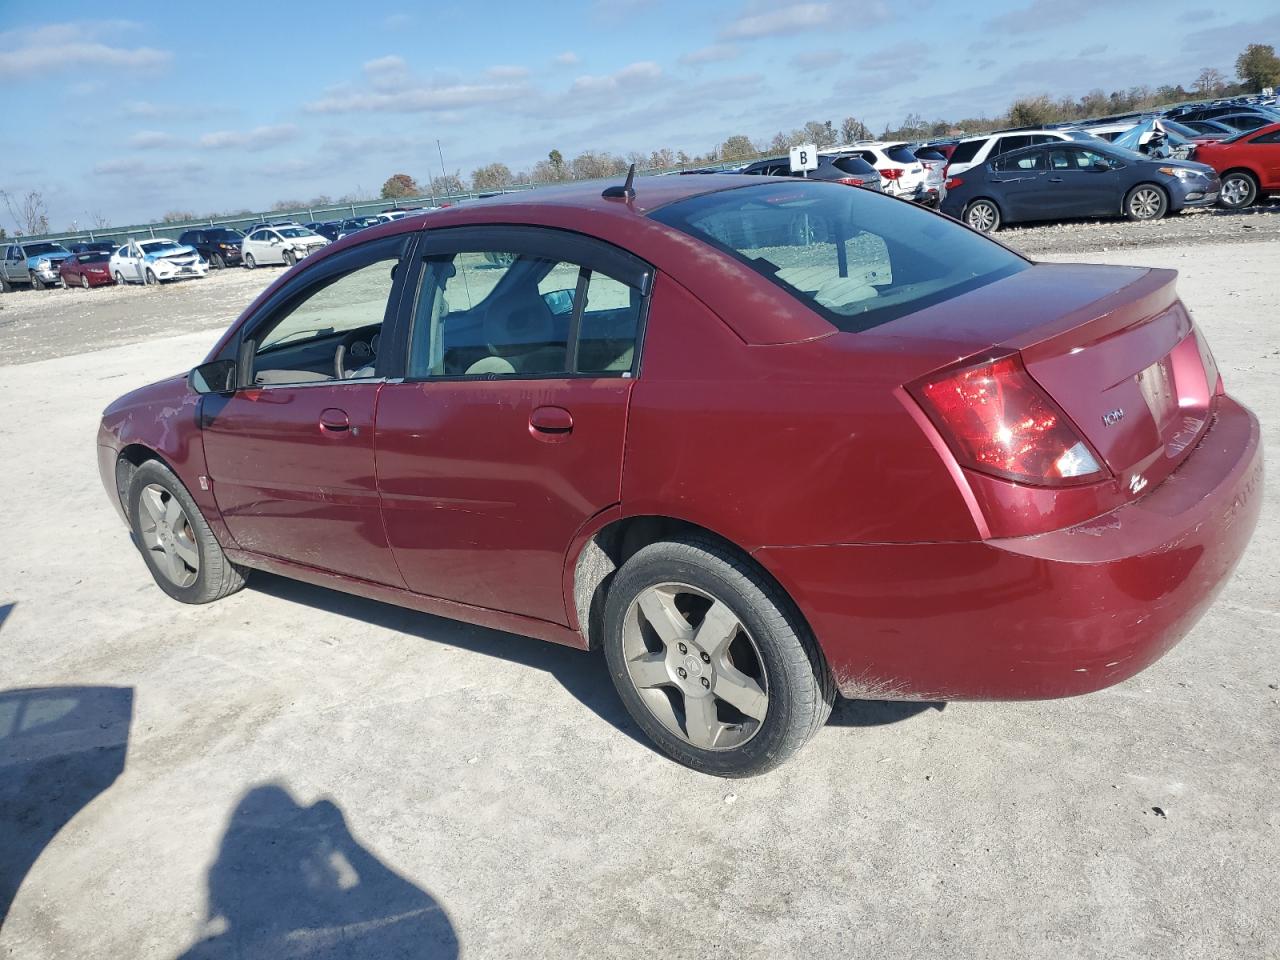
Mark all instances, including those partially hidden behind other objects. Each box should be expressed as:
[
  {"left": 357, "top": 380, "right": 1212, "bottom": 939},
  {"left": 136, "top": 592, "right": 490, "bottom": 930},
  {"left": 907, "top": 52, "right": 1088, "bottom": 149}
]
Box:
[{"left": 940, "top": 141, "right": 1221, "bottom": 233}]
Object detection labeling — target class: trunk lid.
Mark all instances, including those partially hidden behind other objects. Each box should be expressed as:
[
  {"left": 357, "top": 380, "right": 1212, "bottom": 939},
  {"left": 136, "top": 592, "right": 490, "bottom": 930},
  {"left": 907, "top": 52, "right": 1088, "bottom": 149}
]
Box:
[{"left": 866, "top": 262, "right": 1216, "bottom": 494}]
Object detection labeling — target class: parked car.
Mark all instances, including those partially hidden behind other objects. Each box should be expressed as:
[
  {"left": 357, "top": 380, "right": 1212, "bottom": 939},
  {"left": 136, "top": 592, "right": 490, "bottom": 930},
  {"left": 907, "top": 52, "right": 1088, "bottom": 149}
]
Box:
[
  {"left": 96, "top": 175, "right": 1260, "bottom": 776},
  {"left": 0, "top": 240, "right": 73, "bottom": 290},
  {"left": 338, "top": 216, "right": 383, "bottom": 238},
  {"left": 835, "top": 142, "right": 930, "bottom": 201},
  {"left": 1166, "top": 103, "right": 1280, "bottom": 124},
  {"left": 1178, "top": 118, "right": 1239, "bottom": 139},
  {"left": 66, "top": 240, "right": 118, "bottom": 255},
  {"left": 739, "top": 154, "right": 883, "bottom": 191},
  {"left": 58, "top": 251, "right": 115, "bottom": 288},
  {"left": 1191, "top": 122, "right": 1280, "bottom": 209},
  {"left": 240, "top": 225, "right": 328, "bottom": 268},
  {"left": 913, "top": 146, "right": 950, "bottom": 205},
  {"left": 941, "top": 141, "right": 1220, "bottom": 232},
  {"left": 944, "top": 129, "right": 1102, "bottom": 177},
  {"left": 1210, "top": 113, "right": 1275, "bottom": 133},
  {"left": 304, "top": 221, "right": 344, "bottom": 241},
  {"left": 178, "top": 228, "right": 246, "bottom": 268},
  {"left": 110, "top": 238, "right": 208, "bottom": 285}
]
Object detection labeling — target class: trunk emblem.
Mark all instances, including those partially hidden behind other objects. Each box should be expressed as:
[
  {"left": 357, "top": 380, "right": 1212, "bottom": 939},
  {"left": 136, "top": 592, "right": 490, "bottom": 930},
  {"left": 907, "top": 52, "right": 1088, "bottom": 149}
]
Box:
[
  {"left": 1102, "top": 408, "right": 1125, "bottom": 427},
  {"left": 1129, "top": 474, "right": 1148, "bottom": 495}
]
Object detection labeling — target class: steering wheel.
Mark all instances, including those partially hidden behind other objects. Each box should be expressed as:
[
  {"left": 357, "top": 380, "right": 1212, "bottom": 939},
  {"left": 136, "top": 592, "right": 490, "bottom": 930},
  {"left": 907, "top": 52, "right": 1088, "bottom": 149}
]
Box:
[{"left": 334, "top": 329, "right": 377, "bottom": 379}]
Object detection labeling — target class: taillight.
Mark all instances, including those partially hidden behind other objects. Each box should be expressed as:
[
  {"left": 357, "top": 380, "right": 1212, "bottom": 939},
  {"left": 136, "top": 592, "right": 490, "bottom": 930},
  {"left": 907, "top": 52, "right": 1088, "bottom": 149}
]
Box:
[
  {"left": 835, "top": 176, "right": 864, "bottom": 186},
  {"left": 945, "top": 176, "right": 963, "bottom": 189},
  {"left": 879, "top": 168, "right": 902, "bottom": 180},
  {"left": 911, "top": 354, "right": 1106, "bottom": 486}
]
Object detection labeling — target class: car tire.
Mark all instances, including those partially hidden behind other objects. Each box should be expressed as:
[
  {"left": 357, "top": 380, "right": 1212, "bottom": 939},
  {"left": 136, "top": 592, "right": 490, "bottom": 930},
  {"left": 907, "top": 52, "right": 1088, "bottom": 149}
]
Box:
[
  {"left": 602, "top": 535, "right": 835, "bottom": 777},
  {"left": 31, "top": 272, "right": 45, "bottom": 290},
  {"left": 145, "top": 268, "right": 159, "bottom": 285},
  {"left": 81, "top": 274, "right": 91, "bottom": 289},
  {"left": 244, "top": 253, "right": 256, "bottom": 269},
  {"left": 283, "top": 250, "right": 296, "bottom": 267},
  {"left": 114, "top": 271, "right": 126, "bottom": 286},
  {"left": 1125, "top": 184, "right": 1168, "bottom": 221},
  {"left": 0, "top": 275, "right": 11, "bottom": 293},
  {"left": 58, "top": 274, "right": 67, "bottom": 288},
  {"left": 964, "top": 199, "right": 1001, "bottom": 233},
  {"left": 1219, "top": 170, "right": 1258, "bottom": 210},
  {"left": 210, "top": 252, "right": 225, "bottom": 269},
  {"left": 126, "top": 459, "right": 248, "bottom": 604}
]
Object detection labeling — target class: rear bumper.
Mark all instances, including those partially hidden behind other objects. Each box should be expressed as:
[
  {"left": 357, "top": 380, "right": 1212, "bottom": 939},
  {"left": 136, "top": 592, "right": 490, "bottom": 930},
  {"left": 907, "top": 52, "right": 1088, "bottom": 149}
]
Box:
[{"left": 756, "top": 396, "right": 1262, "bottom": 701}]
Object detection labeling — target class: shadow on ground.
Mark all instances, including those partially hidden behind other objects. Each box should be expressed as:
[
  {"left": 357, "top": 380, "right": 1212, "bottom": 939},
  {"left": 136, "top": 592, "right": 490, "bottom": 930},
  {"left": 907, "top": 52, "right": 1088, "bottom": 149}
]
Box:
[
  {"left": 252, "top": 573, "right": 943, "bottom": 739},
  {"left": 0, "top": 682, "right": 133, "bottom": 929},
  {"left": 176, "top": 783, "right": 458, "bottom": 959}
]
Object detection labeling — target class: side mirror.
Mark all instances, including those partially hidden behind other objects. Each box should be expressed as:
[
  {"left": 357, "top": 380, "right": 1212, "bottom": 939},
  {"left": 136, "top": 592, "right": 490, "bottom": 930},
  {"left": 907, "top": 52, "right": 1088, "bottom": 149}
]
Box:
[
  {"left": 542, "top": 289, "right": 575, "bottom": 316},
  {"left": 189, "top": 358, "right": 237, "bottom": 395}
]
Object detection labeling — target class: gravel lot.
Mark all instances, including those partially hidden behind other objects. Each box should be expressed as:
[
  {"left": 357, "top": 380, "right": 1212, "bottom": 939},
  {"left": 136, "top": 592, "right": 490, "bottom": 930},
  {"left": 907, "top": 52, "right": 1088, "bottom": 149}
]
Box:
[{"left": 1, "top": 229, "right": 1277, "bottom": 959}]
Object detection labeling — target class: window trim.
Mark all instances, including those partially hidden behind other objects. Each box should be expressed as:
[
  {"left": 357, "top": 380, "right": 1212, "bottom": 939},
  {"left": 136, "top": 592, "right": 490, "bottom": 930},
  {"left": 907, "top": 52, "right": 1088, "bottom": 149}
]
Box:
[
  {"left": 402, "top": 224, "right": 653, "bottom": 384},
  {"left": 228, "top": 232, "right": 417, "bottom": 390}
]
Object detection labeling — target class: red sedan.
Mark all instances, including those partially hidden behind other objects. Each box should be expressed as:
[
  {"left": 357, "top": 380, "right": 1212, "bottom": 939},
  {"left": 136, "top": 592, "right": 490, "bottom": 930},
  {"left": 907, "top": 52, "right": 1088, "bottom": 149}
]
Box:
[
  {"left": 59, "top": 251, "right": 115, "bottom": 288},
  {"left": 96, "top": 176, "right": 1262, "bottom": 776},
  {"left": 1192, "top": 121, "right": 1280, "bottom": 209}
]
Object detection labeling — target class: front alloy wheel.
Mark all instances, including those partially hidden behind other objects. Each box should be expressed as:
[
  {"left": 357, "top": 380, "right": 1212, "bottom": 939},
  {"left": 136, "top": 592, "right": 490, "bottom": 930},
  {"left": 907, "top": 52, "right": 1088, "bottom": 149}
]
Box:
[{"left": 137, "top": 483, "right": 200, "bottom": 588}]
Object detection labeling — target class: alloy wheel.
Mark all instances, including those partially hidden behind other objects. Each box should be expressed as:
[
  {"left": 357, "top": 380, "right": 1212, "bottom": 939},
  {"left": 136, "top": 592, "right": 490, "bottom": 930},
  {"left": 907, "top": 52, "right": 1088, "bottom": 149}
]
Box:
[
  {"left": 1220, "top": 174, "right": 1254, "bottom": 208},
  {"left": 137, "top": 483, "right": 200, "bottom": 587},
  {"left": 1130, "top": 187, "right": 1163, "bottom": 219},
  {"left": 81, "top": 274, "right": 90, "bottom": 289},
  {"left": 621, "top": 582, "right": 769, "bottom": 750},
  {"left": 966, "top": 201, "right": 998, "bottom": 232}
]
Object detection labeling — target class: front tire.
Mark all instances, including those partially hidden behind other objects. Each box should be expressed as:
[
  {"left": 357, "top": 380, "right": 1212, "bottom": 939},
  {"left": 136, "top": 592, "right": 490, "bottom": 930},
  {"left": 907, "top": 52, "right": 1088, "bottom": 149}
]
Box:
[
  {"left": 244, "top": 253, "right": 256, "bottom": 269},
  {"left": 126, "top": 459, "right": 247, "bottom": 604},
  {"left": 145, "top": 268, "right": 159, "bottom": 285},
  {"left": 964, "top": 199, "right": 1001, "bottom": 233},
  {"left": 210, "top": 252, "right": 225, "bottom": 269},
  {"left": 81, "top": 273, "right": 91, "bottom": 289},
  {"left": 602, "top": 536, "right": 834, "bottom": 777},
  {"left": 1125, "top": 183, "right": 1168, "bottom": 221},
  {"left": 1219, "top": 171, "right": 1258, "bottom": 210},
  {"left": 31, "top": 272, "right": 45, "bottom": 290},
  {"left": 282, "top": 249, "right": 296, "bottom": 267}
]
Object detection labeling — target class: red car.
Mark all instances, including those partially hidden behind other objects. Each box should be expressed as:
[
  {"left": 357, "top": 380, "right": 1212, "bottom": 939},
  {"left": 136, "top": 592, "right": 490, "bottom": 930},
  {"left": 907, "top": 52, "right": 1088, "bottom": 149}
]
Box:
[
  {"left": 1192, "top": 121, "right": 1280, "bottom": 209},
  {"left": 96, "top": 176, "right": 1262, "bottom": 776},
  {"left": 59, "top": 251, "right": 115, "bottom": 288}
]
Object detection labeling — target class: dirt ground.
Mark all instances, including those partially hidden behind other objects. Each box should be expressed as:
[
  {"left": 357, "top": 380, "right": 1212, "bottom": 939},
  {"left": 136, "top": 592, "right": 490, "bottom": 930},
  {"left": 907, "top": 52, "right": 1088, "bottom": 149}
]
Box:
[{"left": 0, "top": 235, "right": 1277, "bottom": 959}]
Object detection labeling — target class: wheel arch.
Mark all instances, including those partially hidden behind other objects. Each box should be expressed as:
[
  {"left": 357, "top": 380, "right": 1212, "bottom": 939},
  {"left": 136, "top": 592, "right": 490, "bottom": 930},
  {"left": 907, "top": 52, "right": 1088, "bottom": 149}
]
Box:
[
  {"left": 114, "top": 443, "right": 174, "bottom": 512},
  {"left": 1221, "top": 165, "right": 1261, "bottom": 184},
  {"left": 565, "top": 512, "right": 812, "bottom": 653}
]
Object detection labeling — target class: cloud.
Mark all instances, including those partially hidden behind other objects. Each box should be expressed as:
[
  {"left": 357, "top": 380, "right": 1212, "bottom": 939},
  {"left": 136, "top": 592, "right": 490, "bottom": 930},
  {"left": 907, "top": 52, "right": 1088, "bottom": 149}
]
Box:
[
  {"left": 790, "top": 49, "right": 844, "bottom": 72},
  {"left": 0, "top": 22, "right": 171, "bottom": 76},
  {"left": 93, "top": 158, "right": 205, "bottom": 178},
  {"left": 1182, "top": 13, "right": 1280, "bottom": 61},
  {"left": 198, "top": 124, "right": 300, "bottom": 151},
  {"left": 553, "top": 51, "right": 580, "bottom": 66},
  {"left": 363, "top": 54, "right": 412, "bottom": 91},
  {"left": 857, "top": 41, "right": 929, "bottom": 72},
  {"left": 128, "top": 130, "right": 184, "bottom": 149},
  {"left": 305, "top": 82, "right": 524, "bottom": 114},
  {"left": 1079, "top": 43, "right": 1107, "bottom": 57},
  {"left": 680, "top": 44, "right": 740, "bottom": 66},
  {"left": 986, "top": 0, "right": 1109, "bottom": 34},
  {"left": 487, "top": 64, "right": 531, "bottom": 80},
  {"left": 721, "top": 3, "right": 837, "bottom": 39},
  {"left": 569, "top": 61, "right": 663, "bottom": 96}
]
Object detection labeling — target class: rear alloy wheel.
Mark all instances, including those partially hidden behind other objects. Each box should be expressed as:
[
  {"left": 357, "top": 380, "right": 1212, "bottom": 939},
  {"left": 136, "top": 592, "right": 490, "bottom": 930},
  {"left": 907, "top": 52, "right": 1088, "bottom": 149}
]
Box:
[
  {"left": 81, "top": 273, "right": 91, "bottom": 289},
  {"left": 127, "top": 459, "right": 247, "bottom": 604},
  {"left": 114, "top": 271, "right": 126, "bottom": 286},
  {"left": 965, "top": 199, "right": 1001, "bottom": 233},
  {"left": 244, "top": 253, "right": 256, "bottom": 269},
  {"left": 603, "top": 536, "right": 834, "bottom": 777},
  {"left": 1219, "top": 171, "right": 1258, "bottom": 210},
  {"left": 0, "top": 275, "right": 11, "bottom": 293},
  {"left": 282, "top": 249, "right": 296, "bottom": 267},
  {"left": 1125, "top": 184, "right": 1168, "bottom": 221}
]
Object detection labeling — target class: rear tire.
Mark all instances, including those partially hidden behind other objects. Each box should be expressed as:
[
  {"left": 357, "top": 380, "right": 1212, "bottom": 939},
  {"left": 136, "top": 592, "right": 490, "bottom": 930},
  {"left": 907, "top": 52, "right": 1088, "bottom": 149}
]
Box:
[
  {"left": 1219, "top": 170, "right": 1258, "bottom": 210},
  {"left": 126, "top": 459, "right": 248, "bottom": 604},
  {"left": 0, "top": 275, "right": 11, "bottom": 293},
  {"left": 964, "top": 199, "right": 1001, "bottom": 233},
  {"left": 114, "top": 271, "right": 126, "bottom": 286},
  {"left": 1125, "top": 183, "right": 1168, "bottom": 221},
  {"left": 602, "top": 535, "right": 834, "bottom": 777}
]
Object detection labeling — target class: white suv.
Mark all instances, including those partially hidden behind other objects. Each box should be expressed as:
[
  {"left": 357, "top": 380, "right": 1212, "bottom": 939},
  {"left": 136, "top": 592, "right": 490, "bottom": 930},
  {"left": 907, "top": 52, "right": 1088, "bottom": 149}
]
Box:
[
  {"left": 944, "top": 129, "right": 1102, "bottom": 176},
  {"left": 826, "top": 142, "right": 929, "bottom": 201}
]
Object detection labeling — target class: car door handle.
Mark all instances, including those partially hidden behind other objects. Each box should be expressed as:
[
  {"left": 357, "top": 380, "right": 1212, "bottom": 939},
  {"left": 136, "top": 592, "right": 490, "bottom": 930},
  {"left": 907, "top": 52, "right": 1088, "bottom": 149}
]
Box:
[
  {"left": 529, "top": 405, "right": 573, "bottom": 440},
  {"left": 1049, "top": 176, "right": 1064, "bottom": 182},
  {"left": 319, "top": 408, "right": 350, "bottom": 432}
]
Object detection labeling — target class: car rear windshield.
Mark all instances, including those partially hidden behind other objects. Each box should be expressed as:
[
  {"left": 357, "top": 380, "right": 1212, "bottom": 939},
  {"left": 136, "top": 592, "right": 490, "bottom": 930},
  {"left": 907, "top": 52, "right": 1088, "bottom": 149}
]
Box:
[
  {"left": 831, "top": 155, "right": 877, "bottom": 176},
  {"left": 885, "top": 145, "right": 918, "bottom": 164},
  {"left": 650, "top": 181, "right": 1028, "bottom": 333},
  {"left": 947, "top": 139, "right": 985, "bottom": 164}
]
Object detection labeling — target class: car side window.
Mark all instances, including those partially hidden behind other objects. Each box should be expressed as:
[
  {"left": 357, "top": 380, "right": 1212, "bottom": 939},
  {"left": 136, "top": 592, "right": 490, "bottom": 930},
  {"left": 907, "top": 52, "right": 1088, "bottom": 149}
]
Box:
[
  {"left": 247, "top": 241, "right": 406, "bottom": 385},
  {"left": 1253, "top": 130, "right": 1280, "bottom": 144},
  {"left": 408, "top": 239, "right": 646, "bottom": 380},
  {"left": 995, "top": 151, "right": 1044, "bottom": 172}
]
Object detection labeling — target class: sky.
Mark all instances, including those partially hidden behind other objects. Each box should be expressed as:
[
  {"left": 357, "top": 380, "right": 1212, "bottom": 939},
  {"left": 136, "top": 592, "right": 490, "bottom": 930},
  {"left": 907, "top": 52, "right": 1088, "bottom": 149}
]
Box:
[{"left": 1, "top": 0, "right": 1277, "bottom": 231}]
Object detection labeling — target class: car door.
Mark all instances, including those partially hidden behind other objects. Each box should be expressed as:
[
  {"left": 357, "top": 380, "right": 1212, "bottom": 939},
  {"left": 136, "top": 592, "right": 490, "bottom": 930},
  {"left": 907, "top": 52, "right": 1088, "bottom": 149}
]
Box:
[
  {"left": 988, "top": 149, "right": 1048, "bottom": 220},
  {"left": 1245, "top": 128, "right": 1280, "bottom": 186},
  {"left": 199, "top": 233, "right": 414, "bottom": 585},
  {"left": 374, "top": 225, "right": 650, "bottom": 625},
  {"left": 1045, "top": 146, "right": 1119, "bottom": 216},
  {"left": 1, "top": 245, "right": 18, "bottom": 282}
]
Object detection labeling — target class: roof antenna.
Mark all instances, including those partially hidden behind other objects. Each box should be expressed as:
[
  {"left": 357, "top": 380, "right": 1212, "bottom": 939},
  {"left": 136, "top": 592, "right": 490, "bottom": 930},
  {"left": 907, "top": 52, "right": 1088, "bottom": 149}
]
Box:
[{"left": 602, "top": 163, "right": 636, "bottom": 201}]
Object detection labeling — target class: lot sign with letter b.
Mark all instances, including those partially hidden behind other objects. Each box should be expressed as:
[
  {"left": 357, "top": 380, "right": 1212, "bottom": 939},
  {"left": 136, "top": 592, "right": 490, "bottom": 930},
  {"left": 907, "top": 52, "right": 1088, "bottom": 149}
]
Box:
[{"left": 789, "top": 144, "right": 818, "bottom": 174}]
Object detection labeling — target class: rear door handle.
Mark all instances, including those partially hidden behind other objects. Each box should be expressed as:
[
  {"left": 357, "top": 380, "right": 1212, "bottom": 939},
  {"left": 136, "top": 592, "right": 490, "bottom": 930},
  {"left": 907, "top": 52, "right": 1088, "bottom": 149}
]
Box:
[
  {"left": 319, "top": 407, "right": 350, "bottom": 432},
  {"left": 529, "top": 405, "right": 573, "bottom": 440},
  {"left": 1049, "top": 176, "right": 1064, "bottom": 182}
]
